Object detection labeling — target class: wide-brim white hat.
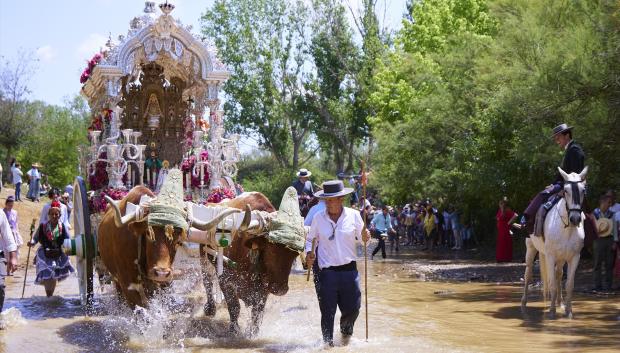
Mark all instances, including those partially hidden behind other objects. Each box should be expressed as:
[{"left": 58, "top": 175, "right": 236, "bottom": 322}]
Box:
[
  {"left": 296, "top": 168, "right": 312, "bottom": 177},
  {"left": 314, "top": 180, "right": 354, "bottom": 198}
]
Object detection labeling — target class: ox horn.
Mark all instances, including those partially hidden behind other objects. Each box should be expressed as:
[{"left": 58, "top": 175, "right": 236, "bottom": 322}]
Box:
[
  {"left": 191, "top": 207, "right": 243, "bottom": 232},
  {"left": 238, "top": 204, "right": 253, "bottom": 232},
  {"left": 105, "top": 195, "right": 138, "bottom": 227}
]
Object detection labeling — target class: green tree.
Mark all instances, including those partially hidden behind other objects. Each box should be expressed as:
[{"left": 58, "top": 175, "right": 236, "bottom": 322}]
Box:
[
  {"left": 202, "top": 0, "right": 314, "bottom": 169},
  {"left": 306, "top": 0, "right": 362, "bottom": 173},
  {"left": 371, "top": 0, "right": 620, "bottom": 243},
  {"left": 370, "top": 0, "right": 495, "bottom": 201},
  {"left": 474, "top": 0, "right": 620, "bottom": 205},
  {"left": 0, "top": 51, "right": 38, "bottom": 165},
  {"left": 17, "top": 98, "right": 89, "bottom": 187}
]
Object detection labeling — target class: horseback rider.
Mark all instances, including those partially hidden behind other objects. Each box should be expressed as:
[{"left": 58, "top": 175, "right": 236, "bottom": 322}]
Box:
[
  {"left": 515, "top": 123, "right": 585, "bottom": 236},
  {"left": 293, "top": 168, "right": 314, "bottom": 197}
]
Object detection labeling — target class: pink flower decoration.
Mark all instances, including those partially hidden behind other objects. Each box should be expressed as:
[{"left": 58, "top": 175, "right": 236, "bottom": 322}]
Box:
[
  {"left": 88, "top": 187, "right": 128, "bottom": 214},
  {"left": 205, "top": 187, "right": 236, "bottom": 204},
  {"left": 79, "top": 52, "right": 103, "bottom": 84}
]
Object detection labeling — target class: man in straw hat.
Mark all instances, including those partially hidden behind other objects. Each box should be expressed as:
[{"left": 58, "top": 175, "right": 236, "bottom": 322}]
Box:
[
  {"left": 515, "top": 123, "right": 585, "bottom": 236},
  {"left": 306, "top": 180, "right": 370, "bottom": 346},
  {"left": 592, "top": 194, "right": 617, "bottom": 292},
  {"left": 293, "top": 168, "right": 314, "bottom": 197}
]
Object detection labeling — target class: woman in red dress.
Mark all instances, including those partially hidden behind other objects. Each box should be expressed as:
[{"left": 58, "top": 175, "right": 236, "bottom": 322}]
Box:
[{"left": 496, "top": 198, "right": 518, "bottom": 262}]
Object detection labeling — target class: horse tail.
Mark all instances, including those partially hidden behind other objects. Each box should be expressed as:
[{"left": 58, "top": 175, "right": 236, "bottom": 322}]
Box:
[{"left": 539, "top": 252, "right": 549, "bottom": 306}]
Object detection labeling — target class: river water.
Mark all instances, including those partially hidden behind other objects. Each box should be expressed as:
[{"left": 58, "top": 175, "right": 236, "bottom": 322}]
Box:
[{"left": 1, "top": 246, "right": 619, "bottom": 353}]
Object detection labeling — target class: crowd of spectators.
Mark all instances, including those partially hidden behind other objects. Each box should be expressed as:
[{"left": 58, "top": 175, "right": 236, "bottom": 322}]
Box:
[{"left": 351, "top": 197, "right": 476, "bottom": 259}]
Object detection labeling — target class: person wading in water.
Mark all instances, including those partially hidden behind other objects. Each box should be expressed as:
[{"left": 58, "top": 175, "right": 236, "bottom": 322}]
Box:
[{"left": 306, "top": 180, "right": 370, "bottom": 347}]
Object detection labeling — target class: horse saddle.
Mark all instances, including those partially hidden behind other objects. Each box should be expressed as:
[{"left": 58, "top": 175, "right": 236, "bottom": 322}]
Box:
[{"left": 534, "top": 195, "right": 562, "bottom": 237}]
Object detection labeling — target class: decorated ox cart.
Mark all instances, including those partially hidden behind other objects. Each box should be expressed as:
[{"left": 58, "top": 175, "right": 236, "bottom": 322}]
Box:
[{"left": 64, "top": 2, "right": 305, "bottom": 333}]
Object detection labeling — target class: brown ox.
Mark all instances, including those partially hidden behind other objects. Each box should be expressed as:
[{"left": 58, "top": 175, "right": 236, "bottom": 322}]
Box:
[
  {"left": 200, "top": 192, "right": 300, "bottom": 336},
  {"left": 99, "top": 185, "right": 240, "bottom": 307},
  {"left": 98, "top": 186, "right": 170, "bottom": 306}
]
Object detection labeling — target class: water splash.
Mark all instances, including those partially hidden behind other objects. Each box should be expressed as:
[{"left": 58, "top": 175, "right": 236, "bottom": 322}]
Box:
[{"left": 1, "top": 307, "right": 27, "bottom": 328}]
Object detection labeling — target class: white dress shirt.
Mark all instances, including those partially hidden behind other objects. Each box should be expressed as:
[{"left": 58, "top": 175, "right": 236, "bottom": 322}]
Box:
[
  {"left": 306, "top": 207, "right": 364, "bottom": 269},
  {"left": 0, "top": 209, "right": 17, "bottom": 253}
]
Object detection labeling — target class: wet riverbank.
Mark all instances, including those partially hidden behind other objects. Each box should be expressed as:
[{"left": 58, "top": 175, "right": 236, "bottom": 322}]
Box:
[{"left": 382, "top": 241, "right": 619, "bottom": 297}]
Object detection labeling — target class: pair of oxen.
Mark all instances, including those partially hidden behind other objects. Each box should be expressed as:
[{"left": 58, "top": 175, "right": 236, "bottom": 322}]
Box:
[{"left": 98, "top": 177, "right": 304, "bottom": 336}]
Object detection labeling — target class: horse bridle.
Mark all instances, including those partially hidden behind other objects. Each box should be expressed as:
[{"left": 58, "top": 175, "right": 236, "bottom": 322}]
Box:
[{"left": 561, "top": 180, "right": 584, "bottom": 228}]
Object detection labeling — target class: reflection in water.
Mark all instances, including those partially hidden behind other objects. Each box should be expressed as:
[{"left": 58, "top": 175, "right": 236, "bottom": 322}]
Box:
[{"left": 1, "top": 249, "right": 619, "bottom": 353}]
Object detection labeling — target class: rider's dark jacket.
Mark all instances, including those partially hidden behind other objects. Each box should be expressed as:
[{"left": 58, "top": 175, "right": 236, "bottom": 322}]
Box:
[{"left": 554, "top": 140, "right": 585, "bottom": 186}]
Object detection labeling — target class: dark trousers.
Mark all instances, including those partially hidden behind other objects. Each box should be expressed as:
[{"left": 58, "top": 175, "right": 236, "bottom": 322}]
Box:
[
  {"left": 593, "top": 237, "right": 614, "bottom": 290},
  {"left": 317, "top": 269, "right": 361, "bottom": 343},
  {"left": 371, "top": 230, "right": 386, "bottom": 258},
  {"left": 405, "top": 225, "right": 414, "bottom": 244},
  {"left": 312, "top": 248, "right": 321, "bottom": 296},
  {"left": 524, "top": 185, "right": 561, "bottom": 219},
  {"left": 0, "top": 254, "right": 6, "bottom": 313},
  {"left": 14, "top": 182, "right": 21, "bottom": 201}
]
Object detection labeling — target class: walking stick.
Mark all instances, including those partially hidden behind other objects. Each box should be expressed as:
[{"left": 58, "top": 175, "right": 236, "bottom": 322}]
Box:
[
  {"left": 361, "top": 160, "right": 369, "bottom": 341},
  {"left": 306, "top": 238, "right": 317, "bottom": 282},
  {"left": 21, "top": 218, "right": 37, "bottom": 299}
]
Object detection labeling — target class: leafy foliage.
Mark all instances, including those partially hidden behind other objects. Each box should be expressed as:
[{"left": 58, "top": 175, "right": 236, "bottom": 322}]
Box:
[
  {"left": 16, "top": 97, "right": 89, "bottom": 187},
  {"left": 0, "top": 51, "right": 38, "bottom": 164},
  {"left": 238, "top": 153, "right": 332, "bottom": 206},
  {"left": 202, "top": 0, "right": 314, "bottom": 169},
  {"left": 371, "top": 0, "right": 620, "bottom": 240}
]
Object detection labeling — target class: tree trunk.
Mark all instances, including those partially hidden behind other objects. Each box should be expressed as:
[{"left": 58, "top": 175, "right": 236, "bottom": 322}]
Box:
[
  {"left": 292, "top": 139, "right": 300, "bottom": 171},
  {"left": 345, "top": 140, "right": 355, "bottom": 172},
  {"left": 334, "top": 146, "right": 344, "bottom": 174},
  {"left": 4, "top": 146, "right": 12, "bottom": 185}
]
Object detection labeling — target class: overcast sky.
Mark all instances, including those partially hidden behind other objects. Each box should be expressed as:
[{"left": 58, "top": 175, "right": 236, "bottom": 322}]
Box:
[{"left": 0, "top": 0, "right": 408, "bottom": 106}]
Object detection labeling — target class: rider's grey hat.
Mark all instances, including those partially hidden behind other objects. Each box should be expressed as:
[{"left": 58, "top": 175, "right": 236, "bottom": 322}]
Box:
[
  {"left": 314, "top": 180, "right": 353, "bottom": 198},
  {"left": 551, "top": 123, "right": 573, "bottom": 138}
]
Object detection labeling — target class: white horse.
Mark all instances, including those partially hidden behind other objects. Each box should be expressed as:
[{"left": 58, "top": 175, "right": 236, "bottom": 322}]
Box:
[{"left": 521, "top": 166, "right": 588, "bottom": 319}]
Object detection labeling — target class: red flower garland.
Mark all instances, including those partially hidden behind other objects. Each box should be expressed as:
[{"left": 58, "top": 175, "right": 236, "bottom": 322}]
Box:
[
  {"left": 88, "top": 187, "right": 129, "bottom": 214},
  {"left": 80, "top": 52, "right": 103, "bottom": 84},
  {"left": 205, "top": 187, "right": 236, "bottom": 204}
]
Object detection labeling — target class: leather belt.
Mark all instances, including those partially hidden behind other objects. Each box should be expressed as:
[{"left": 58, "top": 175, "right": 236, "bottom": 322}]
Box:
[{"left": 323, "top": 261, "right": 356, "bottom": 272}]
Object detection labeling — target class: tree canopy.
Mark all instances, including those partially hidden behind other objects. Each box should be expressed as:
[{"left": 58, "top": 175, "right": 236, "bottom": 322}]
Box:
[{"left": 370, "top": 0, "right": 620, "bottom": 236}]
